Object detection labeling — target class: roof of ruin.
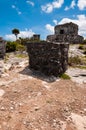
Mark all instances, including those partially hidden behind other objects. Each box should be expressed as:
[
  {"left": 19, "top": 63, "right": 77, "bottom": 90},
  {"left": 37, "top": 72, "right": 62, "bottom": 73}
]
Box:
[{"left": 55, "top": 22, "right": 78, "bottom": 29}]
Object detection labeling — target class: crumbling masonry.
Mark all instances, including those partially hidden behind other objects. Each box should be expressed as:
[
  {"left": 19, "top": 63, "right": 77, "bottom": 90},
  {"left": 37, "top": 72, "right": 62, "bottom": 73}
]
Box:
[
  {"left": 47, "top": 22, "right": 83, "bottom": 43},
  {"left": 27, "top": 42, "right": 69, "bottom": 76},
  {"left": 27, "top": 22, "right": 83, "bottom": 76}
]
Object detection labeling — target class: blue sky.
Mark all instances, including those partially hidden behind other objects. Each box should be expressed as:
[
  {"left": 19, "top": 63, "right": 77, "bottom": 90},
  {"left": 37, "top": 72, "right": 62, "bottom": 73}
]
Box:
[{"left": 0, "top": 0, "right": 86, "bottom": 41}]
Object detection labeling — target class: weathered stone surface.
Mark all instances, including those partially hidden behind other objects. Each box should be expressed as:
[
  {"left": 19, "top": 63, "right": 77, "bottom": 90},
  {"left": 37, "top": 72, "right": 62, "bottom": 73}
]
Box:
[
  {"left": 0, "top": 37, "right": 6, "bottom": 59},
  {"left": 27, "top": 42, "right": 69, "bottom": 76},
  {"left": 0, "top": 60, "right": 4, "bottom": 77},
  {"left": 47, "top": 22, "right": 83, "bottom": 44},
  {"left": 33, "top": 34, "right": 40, "bottom": 41},
  {"left": 55, "top": 22, "right": 78, "bottom": 35}
]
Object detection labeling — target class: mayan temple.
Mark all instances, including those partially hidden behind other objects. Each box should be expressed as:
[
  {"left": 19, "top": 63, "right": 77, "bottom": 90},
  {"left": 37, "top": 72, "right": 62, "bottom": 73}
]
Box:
[{"left": 47, "top": 22, "right": 83, "bottom": 43}]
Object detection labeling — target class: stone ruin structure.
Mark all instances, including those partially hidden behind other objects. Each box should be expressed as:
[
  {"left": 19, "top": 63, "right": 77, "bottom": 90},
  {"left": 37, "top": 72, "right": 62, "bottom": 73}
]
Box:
[
  {"left": 0, "top": 37, "right": 6, "bottom": 59},
  {"left": 0, "top": 37, "right": 6, "bottom": 76},
  {"left": 26, "top": 22, "right": 84, "bottom": 76},
  {"left": 27, "top": 42, "right": 69, "bottom": 76},
  {"left": 47, "top": 22, "right": 83, "bottom": 43},
  {"left": 33, "top": 34, "right": 40, "bottom": 41}
]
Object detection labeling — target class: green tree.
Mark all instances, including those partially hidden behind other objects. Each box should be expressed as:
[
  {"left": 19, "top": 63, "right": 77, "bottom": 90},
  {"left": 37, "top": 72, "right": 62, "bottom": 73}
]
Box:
[{"left": 12, "top": 28, "right": 20, "bottom": 40}]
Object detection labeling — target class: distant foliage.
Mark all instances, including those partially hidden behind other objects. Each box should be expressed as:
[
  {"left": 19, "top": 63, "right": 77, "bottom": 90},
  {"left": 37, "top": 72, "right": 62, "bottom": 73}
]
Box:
[
  {"left": 19, "top": 37, "right": 30, "bottom": 45},
  {"left": 6, "top": 41, "right": 26, "bottom": 52}
]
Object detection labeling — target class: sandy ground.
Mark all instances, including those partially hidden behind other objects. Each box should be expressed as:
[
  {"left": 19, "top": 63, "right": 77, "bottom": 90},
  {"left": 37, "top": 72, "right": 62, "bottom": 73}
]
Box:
[{"left": 0, "top": 59, "right": 86, "bottom": 130}]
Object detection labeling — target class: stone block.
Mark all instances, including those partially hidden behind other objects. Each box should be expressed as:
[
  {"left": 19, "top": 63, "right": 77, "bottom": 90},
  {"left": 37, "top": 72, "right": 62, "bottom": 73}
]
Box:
[{"left": 27, "top": 42, "right": 69, "bottom": 76}]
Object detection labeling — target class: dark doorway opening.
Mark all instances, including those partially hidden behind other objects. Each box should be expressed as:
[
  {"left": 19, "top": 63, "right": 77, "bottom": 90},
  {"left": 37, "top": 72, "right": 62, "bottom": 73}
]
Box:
[{"left": 60, "top": 29, "right": 64, "bottom": 34}]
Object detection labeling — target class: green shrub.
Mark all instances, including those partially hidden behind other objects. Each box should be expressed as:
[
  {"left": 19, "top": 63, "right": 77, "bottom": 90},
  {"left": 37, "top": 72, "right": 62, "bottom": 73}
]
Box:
[
  {"left": 16, "top": 53, "right": 27, "bottom": 58},
  {"left": 60, "top": 73, "right": 70, "bottom": 80},
  {"left": 6, "top": 41, "right": 26, "bottom": 52},
  {"left": 16, "top": 44, "right": 26, "bottom": 52},
  {"left": 6, "top": 41, "right": 17, "bottom": 52}
]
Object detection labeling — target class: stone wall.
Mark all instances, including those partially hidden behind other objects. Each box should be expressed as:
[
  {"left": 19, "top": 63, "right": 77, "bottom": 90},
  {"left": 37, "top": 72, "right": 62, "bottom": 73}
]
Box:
[
  {"left": 27, "top": 42, "right": 69, "bottom": 76},
  {"left": 0, "top": 37, "right": 6, "bottom": 59},
  {"left": 55, "top": 22, "right": 78, "bottom": 35},
  {"left": 33, "top": 34, "right": 40, "bottom": 41},
  {"left": 47, "top": 22, "right": 84, "bottom": 44},
  {"left": 47, "top": 34, "right": 83, "bottom": 44}
]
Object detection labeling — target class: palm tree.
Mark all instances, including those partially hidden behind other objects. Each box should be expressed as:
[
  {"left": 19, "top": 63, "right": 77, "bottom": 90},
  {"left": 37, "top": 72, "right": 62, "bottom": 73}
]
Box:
[{"left": 12, "top": 28, "right": 20, "bottom": 40}]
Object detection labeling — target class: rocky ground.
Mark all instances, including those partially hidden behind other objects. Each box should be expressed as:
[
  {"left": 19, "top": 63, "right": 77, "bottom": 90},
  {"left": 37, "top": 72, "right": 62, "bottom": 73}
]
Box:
[{"left": 0, "top": 45, "right": 86, "bottom": 130}]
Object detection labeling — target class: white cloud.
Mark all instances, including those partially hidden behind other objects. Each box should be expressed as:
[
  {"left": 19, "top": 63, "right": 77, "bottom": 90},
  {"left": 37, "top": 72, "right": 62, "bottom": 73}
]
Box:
[
  {"left": 64, "top": 6, "right": 69, "bottom": 11},
  {"left": 45, "top": 24, "right": 54, "bottom": 33},
  {"left": 12, "top": 5, "right": 22, "bottom": 15},
  {"left": 53, "top": 20, "right": 58, "bottom": 25},
  {"left": 41, "top": 0, "right": 64, "bottom": 13},
  {"left": 77, "top": 0, "right": 86, "bottom": 10},
  {"left": 18, "top": 29, "right": 35, "bottom": 38},
  {"left": 64, "top": 0, "right": 76, "bottom": 11},
  {"left": 5, "top": 34, "right": 16, "bottom": 41},
  {"left": 5, "top": 29, "right": 35, "bottom": 41},
  {"left": 26, "top": 1, "right": 34, "bottom": 6},
  {"left": 41, "top": 4, "right": 53, "bottom": 13},
  {"left": 58, "top": 14, "right": 86, "bottom": 37},
  {"left": 70, "top": 0, "right": 76, "bottom": 8},
  {"left": 12, "top": 5, "right": 16, "bottom": 9},
  {"left": 18, "top": 11, "right": 22, "bottom": 15},
  {"left": 52, "top": 0, "right": 64, "bottom": 8}
]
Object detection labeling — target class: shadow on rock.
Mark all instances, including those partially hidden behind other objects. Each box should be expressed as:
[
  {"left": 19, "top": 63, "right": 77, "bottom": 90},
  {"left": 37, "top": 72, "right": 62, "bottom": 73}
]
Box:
[{"left": 19, "top": 66, "right": 60, "bottom": 83}]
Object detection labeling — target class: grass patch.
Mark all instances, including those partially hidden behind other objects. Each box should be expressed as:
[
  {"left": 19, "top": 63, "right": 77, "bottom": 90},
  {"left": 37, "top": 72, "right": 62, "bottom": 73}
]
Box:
[
  {"left": 4, "top": 54, "right": 10, "bottom": 63},
  {"left": 60, "top": 73, "right": 70, "bottom": 80},
  {"left": 68, "top": 56, "right": 82, "bottom": 66},
  {"left": 16, "top": 53, "right": 27, "bottom": 58},
  {"left": 68, "top": 56, "right": 86, "bottom": 66},
  {"left": 78, "top": 44, "right": 84, "bottom": 50},
  {"left": 74, "top": 65, "right": 86, "bottom": 69}
]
